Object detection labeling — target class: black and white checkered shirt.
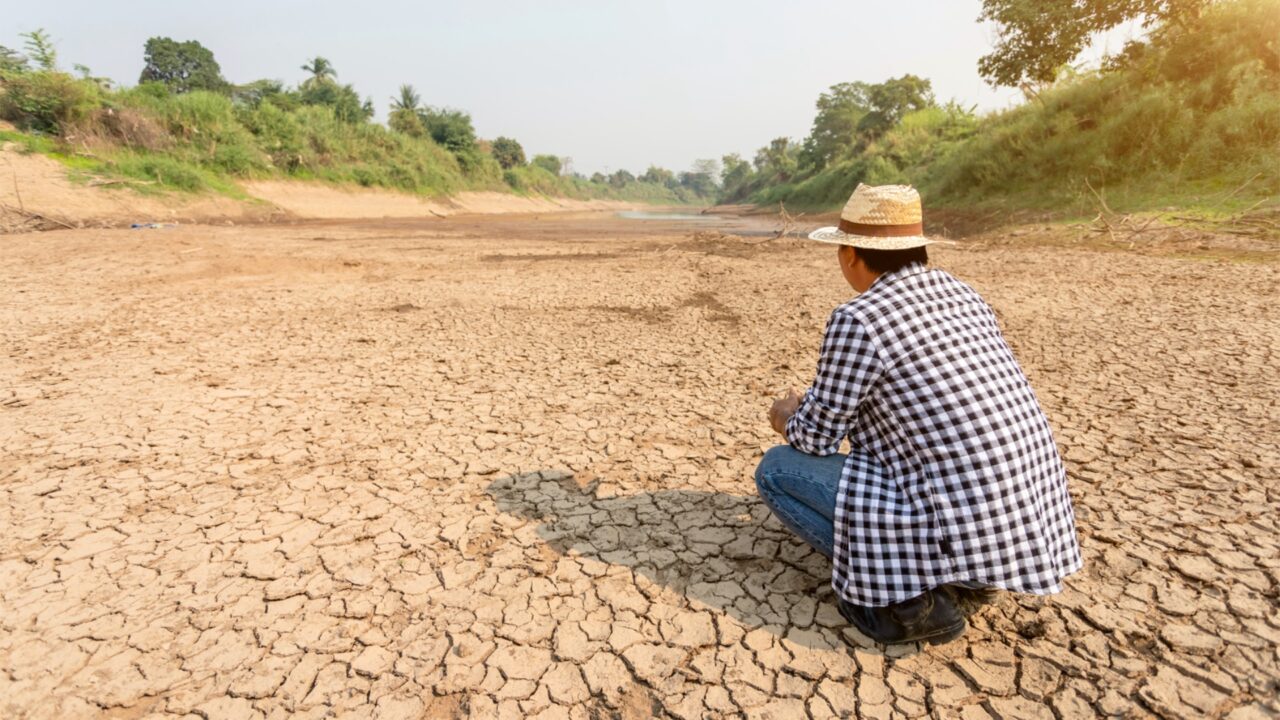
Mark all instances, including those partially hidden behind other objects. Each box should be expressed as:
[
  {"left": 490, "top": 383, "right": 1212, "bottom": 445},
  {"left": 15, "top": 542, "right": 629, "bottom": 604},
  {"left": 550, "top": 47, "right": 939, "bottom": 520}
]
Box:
[{"left": 786, "top": 262, "right": 1082, "bottom": 607}]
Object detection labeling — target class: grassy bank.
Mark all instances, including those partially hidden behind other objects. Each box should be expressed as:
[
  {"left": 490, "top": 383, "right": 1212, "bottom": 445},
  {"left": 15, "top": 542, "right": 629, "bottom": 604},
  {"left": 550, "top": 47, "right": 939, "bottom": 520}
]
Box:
[
  {"left": 726, "top": 0, "right": 1279, "bottom": 218},
  {"left": 0, "top": 44, "right": 712, "bottom": 205}
]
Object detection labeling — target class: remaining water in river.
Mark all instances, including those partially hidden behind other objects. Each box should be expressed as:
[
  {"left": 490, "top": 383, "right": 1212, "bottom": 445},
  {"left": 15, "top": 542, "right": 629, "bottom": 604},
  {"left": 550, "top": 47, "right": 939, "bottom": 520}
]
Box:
[
  {"left": 616, "top": 209, "right": 806, "bottom": 238},
  {"left": 615, "top": 210, "right": 719, "bottom": 222}
]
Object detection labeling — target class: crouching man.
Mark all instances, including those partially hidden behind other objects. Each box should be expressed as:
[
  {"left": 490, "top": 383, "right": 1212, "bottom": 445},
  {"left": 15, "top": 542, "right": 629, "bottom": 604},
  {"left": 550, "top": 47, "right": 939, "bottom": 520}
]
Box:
[{"left": 757, "top": 184, "right": 1081, "bottom": 645}]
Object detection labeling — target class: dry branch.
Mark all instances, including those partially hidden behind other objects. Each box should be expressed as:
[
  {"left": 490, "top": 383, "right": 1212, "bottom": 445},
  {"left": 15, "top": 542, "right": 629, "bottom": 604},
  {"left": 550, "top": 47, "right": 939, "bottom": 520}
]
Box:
[
  {"left": 87, "top": 178, "right": 154, "bottom": 188},
  {"left": 0, "top": 199, "right": 76, "bottom": 229},
  {"left": 743, "top": 203, "right": 807, "bottom": 245},
  {"left": 1081, "top": 172, "right": 1279, "bottom": 242}
]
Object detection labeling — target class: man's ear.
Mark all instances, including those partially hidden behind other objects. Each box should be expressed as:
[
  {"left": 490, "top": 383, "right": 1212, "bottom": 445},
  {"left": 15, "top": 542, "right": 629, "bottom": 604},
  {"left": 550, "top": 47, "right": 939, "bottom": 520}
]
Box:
[{"left": 839, "top": 244, "right": 856, "bottom": 270}]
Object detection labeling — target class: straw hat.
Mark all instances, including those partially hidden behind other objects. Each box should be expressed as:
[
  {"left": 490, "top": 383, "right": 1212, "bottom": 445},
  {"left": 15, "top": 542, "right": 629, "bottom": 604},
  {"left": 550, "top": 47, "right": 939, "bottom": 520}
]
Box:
[{"left": 808, "top": 184, "right": 947, "bottom": 249}]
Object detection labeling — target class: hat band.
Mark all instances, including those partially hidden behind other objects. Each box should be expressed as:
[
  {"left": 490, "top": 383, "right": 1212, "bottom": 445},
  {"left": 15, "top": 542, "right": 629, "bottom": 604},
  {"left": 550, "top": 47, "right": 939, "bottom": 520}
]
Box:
[{"left": 838, "top": 219, "right": 924, "bottom": 237}]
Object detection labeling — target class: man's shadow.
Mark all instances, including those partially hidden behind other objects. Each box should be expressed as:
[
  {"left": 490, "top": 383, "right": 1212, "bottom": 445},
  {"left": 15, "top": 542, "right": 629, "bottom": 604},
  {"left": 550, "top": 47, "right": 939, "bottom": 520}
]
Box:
[{"left": 487, "top": 470, "right": 893, "bottom": 653}]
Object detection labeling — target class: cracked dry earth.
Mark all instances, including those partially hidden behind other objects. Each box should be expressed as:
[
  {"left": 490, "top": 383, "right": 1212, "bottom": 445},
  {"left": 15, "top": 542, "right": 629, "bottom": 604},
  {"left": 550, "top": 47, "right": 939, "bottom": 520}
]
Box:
[{"left": 1, "top": 213, "right": 1277, "bottom": 720}]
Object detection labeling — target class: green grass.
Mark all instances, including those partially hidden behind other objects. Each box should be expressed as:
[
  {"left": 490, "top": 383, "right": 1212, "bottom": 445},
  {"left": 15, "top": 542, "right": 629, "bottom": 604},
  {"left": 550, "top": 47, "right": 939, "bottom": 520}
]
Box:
[
  {"left": 0, "top": 129, "right": 101, "bottom": 172},
  {"left": 2, "top": 128, "right": 117, "bottom": 182},
  {"left": 1, "top": 128, "right": 237, "bottom": 195},
  {"left": 0, "top": 128, "right": 57, "bottom": 153},
  {"left": 106, "top": 152, "right": 247, "bottom": 196}
]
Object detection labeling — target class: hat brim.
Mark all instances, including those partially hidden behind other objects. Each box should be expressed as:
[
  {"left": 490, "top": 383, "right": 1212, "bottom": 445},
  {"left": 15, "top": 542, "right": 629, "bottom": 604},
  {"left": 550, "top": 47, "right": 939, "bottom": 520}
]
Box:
[{"left": 807, "top": 227, "right": 953, "bottom": 249}]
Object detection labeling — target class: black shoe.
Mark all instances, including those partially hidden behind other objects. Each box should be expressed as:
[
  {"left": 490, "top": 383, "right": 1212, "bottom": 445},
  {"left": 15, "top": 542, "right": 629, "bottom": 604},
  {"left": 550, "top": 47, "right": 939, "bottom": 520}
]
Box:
[
  {"left": 941, "top": 583, "right": 1000, "bottom": 616},
  {"left": 837, "top": 589, "right": 966, "bottom": 645}
]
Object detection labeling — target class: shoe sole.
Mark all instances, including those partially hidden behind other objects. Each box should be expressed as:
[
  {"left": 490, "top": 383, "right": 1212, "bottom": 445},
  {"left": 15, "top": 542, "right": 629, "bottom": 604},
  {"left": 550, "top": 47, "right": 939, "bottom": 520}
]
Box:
[
  {"left": 839, "top": 603, "right": 967, "bottom": 646},
  {"left": 918, "top": 621, "right": 966, "bottom": 646}
]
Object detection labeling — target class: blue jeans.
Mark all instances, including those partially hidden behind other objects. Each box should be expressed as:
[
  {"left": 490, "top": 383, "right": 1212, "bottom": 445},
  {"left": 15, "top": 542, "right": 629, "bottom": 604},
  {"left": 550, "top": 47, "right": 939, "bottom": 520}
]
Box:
[{"left": 754, "top": 445, "right": 846, "bottom": 558}]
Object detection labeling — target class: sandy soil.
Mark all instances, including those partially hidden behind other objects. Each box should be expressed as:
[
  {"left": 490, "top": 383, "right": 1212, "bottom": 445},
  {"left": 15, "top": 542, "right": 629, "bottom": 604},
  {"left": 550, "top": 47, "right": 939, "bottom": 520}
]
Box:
[
  {"left": 242, "top": 182, "right": 642, "bottom": 220},
  {"left": 1, "top": 214, "right": 1277, "bottom": 719}
]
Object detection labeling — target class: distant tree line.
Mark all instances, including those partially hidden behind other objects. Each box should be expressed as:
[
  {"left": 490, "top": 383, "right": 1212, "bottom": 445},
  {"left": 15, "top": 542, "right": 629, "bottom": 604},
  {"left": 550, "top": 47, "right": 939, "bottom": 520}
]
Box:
[
  {"left": 719, "top": 74, "right": 937, "bottom": 202},
  {"left": 0, "top": 32, "right": 719, "bottom": 203}
]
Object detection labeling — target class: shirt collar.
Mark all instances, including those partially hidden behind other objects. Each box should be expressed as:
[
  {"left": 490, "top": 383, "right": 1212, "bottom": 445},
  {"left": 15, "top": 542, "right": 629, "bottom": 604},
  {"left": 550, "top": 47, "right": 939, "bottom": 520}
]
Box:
[{"left": 868, "top": 261, "right": 929, "bottom": 292}]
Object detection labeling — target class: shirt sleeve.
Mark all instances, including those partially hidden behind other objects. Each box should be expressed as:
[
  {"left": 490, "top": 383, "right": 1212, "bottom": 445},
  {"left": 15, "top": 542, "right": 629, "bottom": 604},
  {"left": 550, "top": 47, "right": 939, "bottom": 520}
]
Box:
[{"left": 785, "top": 310, "right": 884, "bottom": 456}]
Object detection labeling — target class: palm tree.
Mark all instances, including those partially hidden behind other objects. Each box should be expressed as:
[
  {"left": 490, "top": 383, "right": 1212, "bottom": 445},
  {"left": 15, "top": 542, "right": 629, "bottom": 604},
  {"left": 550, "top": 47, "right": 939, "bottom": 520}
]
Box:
[
  {"left": 388, "top": 84, "right": 425, "bottom": 137},
  {"left": 390, "top": 84, "right": 421, "bottom": 114},
  {"left": 300, "top": 56, "right": 336, "bottom": 86}
]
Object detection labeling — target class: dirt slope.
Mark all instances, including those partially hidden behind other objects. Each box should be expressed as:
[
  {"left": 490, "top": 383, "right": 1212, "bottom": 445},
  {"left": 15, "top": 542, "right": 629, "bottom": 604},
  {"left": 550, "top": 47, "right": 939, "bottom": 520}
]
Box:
[
  {"left": 0, "top": 144, "right": 641, "bottom": 232},
  {"left": 0, "top": 145, "right": 283, "bottom": 231},
  {"left": 241, "top": 181, "right": 639, "bottom": 219}
]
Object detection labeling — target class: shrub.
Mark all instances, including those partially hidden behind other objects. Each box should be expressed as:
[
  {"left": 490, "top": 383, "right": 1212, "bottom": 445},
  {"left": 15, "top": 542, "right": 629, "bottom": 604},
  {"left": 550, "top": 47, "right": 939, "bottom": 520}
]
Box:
[
  {"left": 236, "top": 101, "right": 304, "bottom": 170},
  {"left": 491, "top": 136, "right": 525, "bottom": 169},
  {"left": 87, "top": 107, "right": 172, "bottom": 151},
  {"left": 531, "top": 154, "right": 562, "bottom": 176},
  {"left": 420, "top": 107, "right": 477, "bottom": 153},
  {"left": 504, "top": 164, "right": 568, "bottom": 195},
  {"left": 0, "top": 70, "right": 102, "bottom": 132}
]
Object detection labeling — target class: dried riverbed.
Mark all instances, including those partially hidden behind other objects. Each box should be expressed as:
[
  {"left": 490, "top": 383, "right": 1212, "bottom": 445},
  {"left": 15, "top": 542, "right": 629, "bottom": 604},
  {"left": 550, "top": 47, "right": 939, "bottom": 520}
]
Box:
[{"left": 1, "top": 213, "right": 1277, "bottom": 718}]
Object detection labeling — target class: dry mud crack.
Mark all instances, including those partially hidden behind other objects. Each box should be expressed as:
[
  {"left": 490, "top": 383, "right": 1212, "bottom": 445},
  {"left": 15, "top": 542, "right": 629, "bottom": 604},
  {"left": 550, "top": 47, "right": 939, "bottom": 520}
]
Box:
[{"left": 1, "top": 216, "right": 1277, "bottom": 719}]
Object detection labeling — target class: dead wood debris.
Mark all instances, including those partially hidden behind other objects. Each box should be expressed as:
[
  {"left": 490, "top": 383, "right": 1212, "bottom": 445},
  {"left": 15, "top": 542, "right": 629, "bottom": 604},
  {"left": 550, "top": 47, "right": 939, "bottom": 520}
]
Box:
[
  {"left": 743, "top": 203, "right": 807, "bottom": 245},
  {"left": 1081, "top": 177, "right": 1278, "bottom": 247}
]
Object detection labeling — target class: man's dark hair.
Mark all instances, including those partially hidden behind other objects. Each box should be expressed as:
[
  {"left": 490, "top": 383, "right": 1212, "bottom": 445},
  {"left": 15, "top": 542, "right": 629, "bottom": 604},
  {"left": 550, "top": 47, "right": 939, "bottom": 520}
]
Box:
[{"left": 855, "top": 246, "right": 928, "bottom": 274}]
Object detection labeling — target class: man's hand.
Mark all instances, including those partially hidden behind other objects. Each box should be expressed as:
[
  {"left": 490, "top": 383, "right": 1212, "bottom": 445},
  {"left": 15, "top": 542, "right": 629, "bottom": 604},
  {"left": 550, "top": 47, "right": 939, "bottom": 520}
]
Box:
[{"left": 769, "top": 389, "right": 803, "bottom": 436}]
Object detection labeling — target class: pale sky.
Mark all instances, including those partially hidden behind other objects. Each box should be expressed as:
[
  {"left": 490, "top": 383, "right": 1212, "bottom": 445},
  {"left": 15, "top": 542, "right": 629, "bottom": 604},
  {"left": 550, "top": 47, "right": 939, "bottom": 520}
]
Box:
[{"left": 4, "top": 1, "right": 1136, "bottom": 175}]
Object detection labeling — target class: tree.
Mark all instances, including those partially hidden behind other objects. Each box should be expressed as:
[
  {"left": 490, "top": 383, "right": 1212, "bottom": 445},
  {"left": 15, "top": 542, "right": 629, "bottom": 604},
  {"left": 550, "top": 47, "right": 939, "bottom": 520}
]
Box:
[
  {"left": 679, "top": 170, "right": 716, "bottom": 197},
  {"left": 391, "top": 84, "right": 420, "bottom": 113},
  {"left": 295, "top": 57, "right": 369, "bottom": 122},
  {"left": 531, "top": 154, "right": 562, "bottom": 176},
  {"left": 139, "top": 37, "right": 226, "bottom": 93},
  {"left": 389, "top": 84, "right": 424, "bottom": 136},
  {"left": 609, "top": 169, "right": 635, "bottom": 187},
  {"left": 590, "top": 172, "right": 607, "bottom": 184},
  {"left": 691, "top": 158, "right": 721, "bottom": 185},
  {"left": 74, "top": 64, "right": 112, "bottom": 90},
  {"left": 753, "top": 137, "right": 798, "bottom": 181},
  {"left": 857, "top": 74, "right": 935, "bottom": 140},
  {"left": 798, "top": 82, "right": 872, "bottom": 171},
  {"left": 21, "top": 30, "right": 57, "bottom": 71},
  {"left": 417, "top": 107, "right": 490, "bottom": 173},
  {"left": 640, "top": 166, "right": 674, "bottom": 185},
  {"left": 491, "top": 137, "right": 526, "bottom": 169},
  {"left": 720, "top": 153, "right": 753, "bottom": 193},
  {"left": 977, "top": 0, "right": 1209, "bottom": 87},
  {"left": 301, "top": 56, "right": 337, "bottom": 87},
  {"left": 230, "top": 79, "right": 290, "bottom": 108},
  {"left": 299, "top": 80, "right": 371, "bottom": 123},
  {"left": 420, "top": 108, "right": 479, "bottom": 153}
]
